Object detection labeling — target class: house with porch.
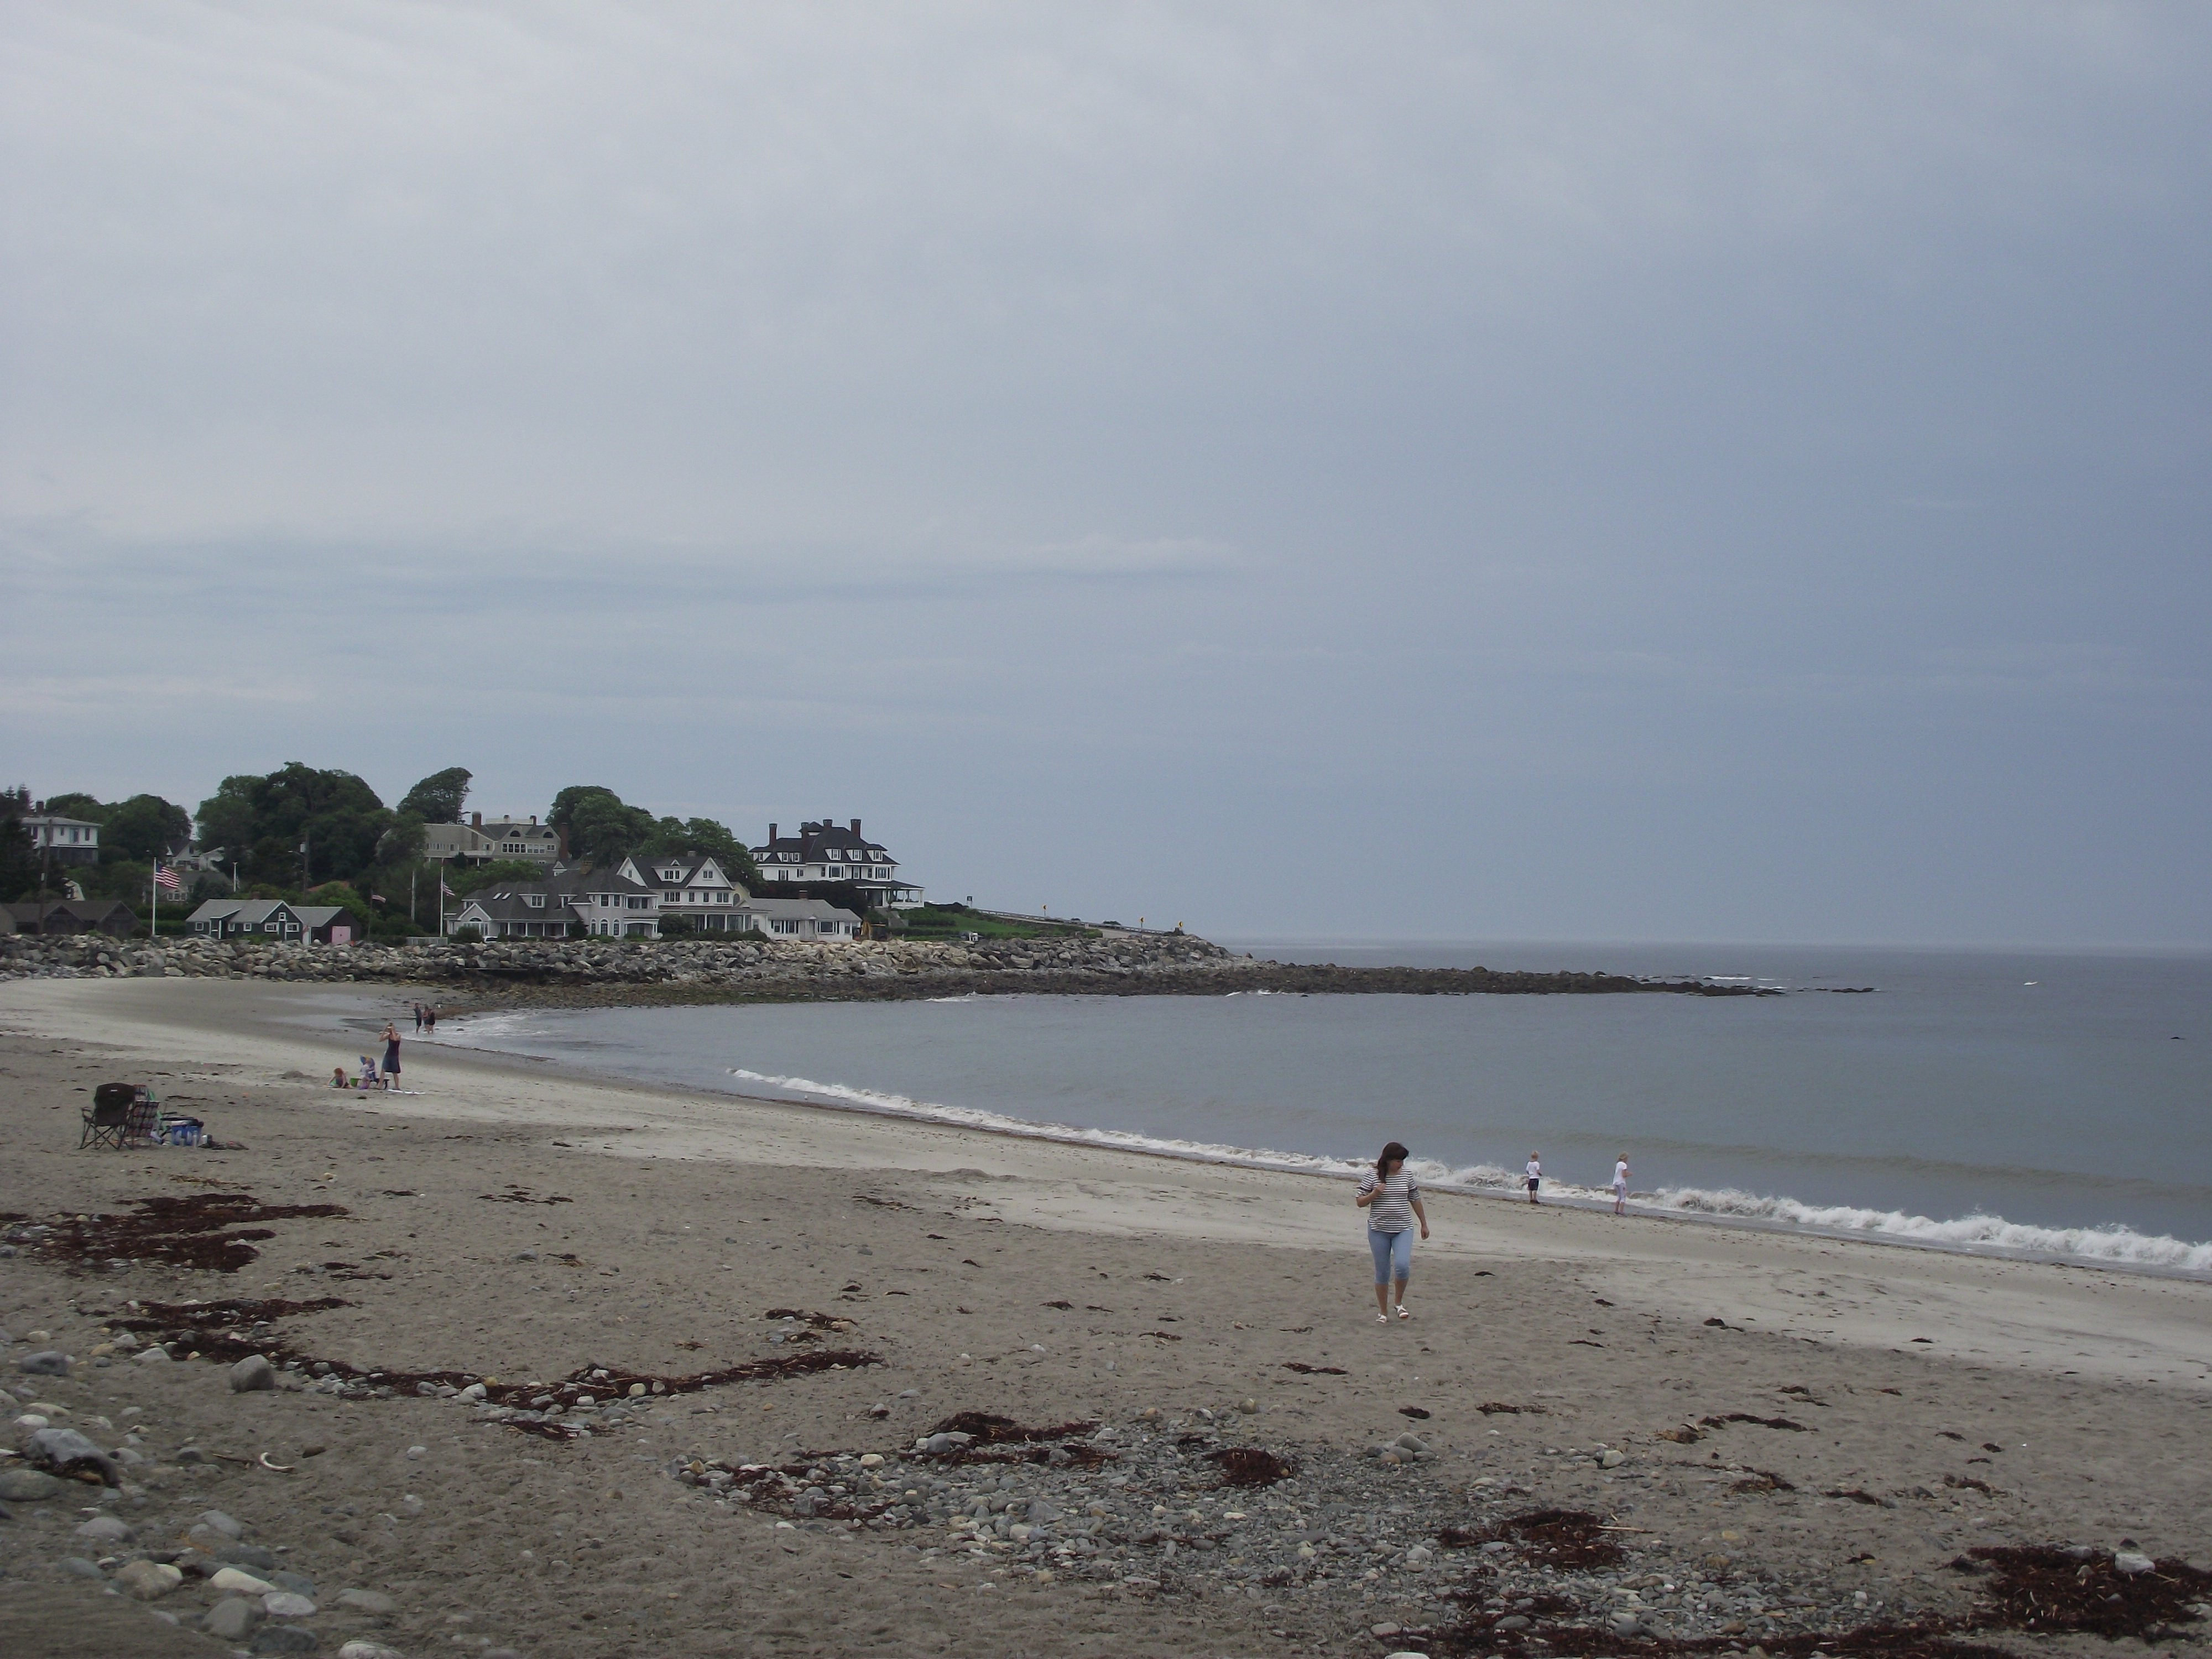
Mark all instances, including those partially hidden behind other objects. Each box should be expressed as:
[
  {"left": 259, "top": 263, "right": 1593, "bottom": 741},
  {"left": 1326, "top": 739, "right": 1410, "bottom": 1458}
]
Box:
[
  {"left": 22, "top": 810, "right": 102, "bottom": 867},
  {"left": 612, "top": 852, "right": 750, "bottom": 932},
  {"left": 747, "top": 819, "right": 922, "bottom": 910},
  {"left": 421, "top": 813, "right": 564, "bottom": 865},
  {"left": 733, "top": 895, "right": 864, "bottom": 940}
]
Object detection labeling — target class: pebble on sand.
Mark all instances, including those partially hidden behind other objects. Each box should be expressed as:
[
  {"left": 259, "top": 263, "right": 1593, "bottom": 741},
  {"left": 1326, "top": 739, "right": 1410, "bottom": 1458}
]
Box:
[
  {"left": 337, "top": 1645, "right": 406, "bottom": 1659},
  {"left": 263, "top": 1592, "right": 319, "bottom": 1618},
  {"left": 15, "top": 1350, "right": 70, "bottom": 1376},
  {"left": 336, "top": 1588, "right": 399, "bottom": 1615}
]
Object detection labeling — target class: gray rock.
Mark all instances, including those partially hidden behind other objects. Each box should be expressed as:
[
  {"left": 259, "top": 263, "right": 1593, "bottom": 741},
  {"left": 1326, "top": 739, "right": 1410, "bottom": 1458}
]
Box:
[
  {"left": 115, "top": 1558, "right": 184, "bottom": 1600},
  {"left": 482, "top": 1650, "right": 523, "bottom": 1659},
  {"left": 250, "top": 1625, "right": 320, "bottom": 1655},
  {"left": 174, "top": 1443, "right": 205, "bottom": 1462},
  {"left": 1612, "top": 1613, "right": 1648, "bottom": 1637},
  {"left": 22, "top": 1426, "right": 120, "bottom": 1486},
  {"left": 202, "top": 1596, "right": 266, "bottom": 1640},
  {"left": 0, "top": 1387, "right": 17, "bottom": 1410},
  {"left": 197, "top": 1509, "right": 245, "bottom": 1539},
  {"left": 2115, "top": 1551, "right": 2156, "bottom": 1575},
  {"left": 1496, "top": 1614, "right": 1532, "bottom": 1631},
  {"left": 220, "top": 1542, "right": 281, "bottom": 1571},
  {"left": 0, "top": 1468, "right": 61, "bottom": 1501},
  {"left": 270, "top": 1570, "right": 317, "bottom": 1597},
  {"left": 56, "top": 1556, "right": 105, "bottom": 1580},
  {"left": 1394, "top": 1432, "right": 1430, "bottom": 1453},
  {"left": 263, "top": 1591, "right": 318, "bottom": 1618},
  {"left": 132, "top": 1346, "right": 173, "bottom": 1365},
  {"left": 1600, "top": 1449, "right": 1627, "bottom": 1468},
  {"left": 15, "top": 1351, "right": 69, "bottom": 1377},
  {"left": 335, "top": 1588, "right": 397, "bottom": 1615},
  {"left": 336, "top": 1645, "right": 405, "bottom": 1659},
  {"left": 74, "top": 1514, "right": 134, "bottom": 1545},
  {"left": 230, "top": 1354, "right": 278, "bottom": 1392}
]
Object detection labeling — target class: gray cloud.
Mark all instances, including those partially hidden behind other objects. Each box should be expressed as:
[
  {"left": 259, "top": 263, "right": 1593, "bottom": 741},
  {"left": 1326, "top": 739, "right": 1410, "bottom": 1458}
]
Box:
[{"left": 2, "top": 2, "right": 2206, "bottom": 943}]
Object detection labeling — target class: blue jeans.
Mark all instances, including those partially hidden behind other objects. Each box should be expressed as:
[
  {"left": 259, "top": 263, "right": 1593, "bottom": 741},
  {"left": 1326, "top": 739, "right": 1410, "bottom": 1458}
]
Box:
[{"left": 1368, "top": 1227, "right": 1413, "bottom": 1286}]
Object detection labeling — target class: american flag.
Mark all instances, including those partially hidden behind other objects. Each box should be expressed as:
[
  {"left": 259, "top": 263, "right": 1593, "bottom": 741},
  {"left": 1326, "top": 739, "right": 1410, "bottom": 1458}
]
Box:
[{"left": 153, "top": 863, "right": 182, "bottom": 893}]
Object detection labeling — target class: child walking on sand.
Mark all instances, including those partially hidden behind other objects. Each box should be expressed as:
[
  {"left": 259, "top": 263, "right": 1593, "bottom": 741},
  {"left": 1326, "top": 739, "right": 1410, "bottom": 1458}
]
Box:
[
  {"left": 1355, "top": 1141, "right": 1429, "bottom": 1322},
  {"left": 1613, "top": 1153, "right": 1631, "bottom": 1215},
  {"left": 1525, "top": 1151, "right": 1542, "bottom": 1204}
]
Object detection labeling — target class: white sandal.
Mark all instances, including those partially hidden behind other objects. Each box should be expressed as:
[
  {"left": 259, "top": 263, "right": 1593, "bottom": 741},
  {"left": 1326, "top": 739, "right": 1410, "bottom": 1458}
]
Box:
[
  {"left": 1375, "top": 1312, "right": 1390, "bottom": 1323},
  {"left": 1396, "top": 1305, "right": 1412, "bottom": 1319}
]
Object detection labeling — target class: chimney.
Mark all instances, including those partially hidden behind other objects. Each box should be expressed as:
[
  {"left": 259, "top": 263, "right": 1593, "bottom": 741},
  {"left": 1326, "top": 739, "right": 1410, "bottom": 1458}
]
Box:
[
  {"left": 768, "top": 823, "right": 778, "bottom": 842},
  {"left": 529, "top": 815, "right": 536, "bottom": 825},
  {"left": 471, "top": 811, "right": 482, "bottom": 828},
  {"left": 851, "top": 818, "right": 862, "bottom": 836}
]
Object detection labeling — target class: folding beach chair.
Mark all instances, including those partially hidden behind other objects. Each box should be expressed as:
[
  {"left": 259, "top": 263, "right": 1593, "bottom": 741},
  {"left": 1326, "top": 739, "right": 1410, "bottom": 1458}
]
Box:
[{"left": 80, "top": 1082, "right": 135, "bottom": 1150}]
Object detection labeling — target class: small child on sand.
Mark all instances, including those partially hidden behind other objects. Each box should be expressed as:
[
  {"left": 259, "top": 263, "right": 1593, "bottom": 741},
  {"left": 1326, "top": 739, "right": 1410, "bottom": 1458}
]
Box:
[
  {"left": 1613, "top": 1153, "right": 1631, "bottom": 1215},
  {"left": 1525, "top": 1152, "right": 1542, "bottom": 1204}
]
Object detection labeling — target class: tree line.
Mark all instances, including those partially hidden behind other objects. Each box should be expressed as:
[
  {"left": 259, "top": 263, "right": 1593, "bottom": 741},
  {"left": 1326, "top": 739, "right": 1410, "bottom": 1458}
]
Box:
[{"left": 1, "top": 768, "right": 762, "bottom": 939}]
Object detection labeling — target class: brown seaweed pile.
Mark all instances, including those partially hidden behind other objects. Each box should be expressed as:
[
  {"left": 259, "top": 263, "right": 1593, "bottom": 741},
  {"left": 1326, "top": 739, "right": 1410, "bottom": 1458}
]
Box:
[
  {"left": 7, "top": 1193, "right": 349, "bottom": 1273},
  {"left": 1205, "top": 1446, "right": 1295, "bottom": 1486},
  {"left": 109, "top": 1293, "right": 880, "bottom": 1439}
]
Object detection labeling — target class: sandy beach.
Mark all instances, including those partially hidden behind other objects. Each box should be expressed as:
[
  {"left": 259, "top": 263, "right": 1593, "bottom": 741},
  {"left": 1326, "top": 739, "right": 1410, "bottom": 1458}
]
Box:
[{"left": 2, "top": 976, "right": 2208, "bottom": 1659}]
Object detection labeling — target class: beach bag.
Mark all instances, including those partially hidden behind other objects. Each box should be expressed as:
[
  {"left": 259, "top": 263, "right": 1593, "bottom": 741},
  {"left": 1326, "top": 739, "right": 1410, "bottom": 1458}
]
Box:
[{"left": 162, "top": 1118, "right": 205, "bottom": 1147}]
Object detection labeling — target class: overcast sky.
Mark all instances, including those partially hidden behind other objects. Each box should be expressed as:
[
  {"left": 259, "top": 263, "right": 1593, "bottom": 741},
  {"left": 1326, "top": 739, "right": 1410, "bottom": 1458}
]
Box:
[{"left": 3, "top": 3, "right": 2207, "bottom": 946}]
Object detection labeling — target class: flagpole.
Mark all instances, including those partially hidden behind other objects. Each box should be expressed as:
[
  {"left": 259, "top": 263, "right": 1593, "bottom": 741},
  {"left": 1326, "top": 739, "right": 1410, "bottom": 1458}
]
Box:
[{"left": 150, "top": 859, "right": 158, "bottom": 939}]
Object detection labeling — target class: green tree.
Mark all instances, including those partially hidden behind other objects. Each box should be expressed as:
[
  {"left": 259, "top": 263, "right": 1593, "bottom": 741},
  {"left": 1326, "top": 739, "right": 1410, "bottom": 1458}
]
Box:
[
  {"left": 398, "top": 766, "right": 472, "bottom": 824},
  {"left": 102, "top": 795, "right": 194, "bottom": 864},
  {"left": 553, "top": 787, "right": 656, "bottom": 867},
  {"left": 635, "top": 815, "right": 761, "bottom": 887},
  {"left": 0, "top": 786, "right": 39, "bottom": 902},
  {"left": 194, "top": 764, "right": 393, "bottom": 886},
  {"left": 450, "top": 859, "right": 550, "bottom": 897},
  {"left": 377, "top": 813, "right": 428, "bottom": 866}
]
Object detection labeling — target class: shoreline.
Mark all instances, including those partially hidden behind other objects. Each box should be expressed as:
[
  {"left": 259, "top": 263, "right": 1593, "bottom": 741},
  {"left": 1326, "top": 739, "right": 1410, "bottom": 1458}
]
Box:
[
  {"left": 8, "top": 975, "right": 2212, "bottom": 1381},
  {"left": 413, "top": 1000, "right": 2212, "bottom": 1286}
]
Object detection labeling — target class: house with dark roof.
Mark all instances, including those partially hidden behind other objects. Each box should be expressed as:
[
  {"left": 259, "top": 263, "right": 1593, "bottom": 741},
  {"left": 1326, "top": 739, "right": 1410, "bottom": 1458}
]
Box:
[
  {"left": 6, "top": 898, "right": 137, "bottom": 937},
  {"left": 186, "top": 899, "right": 359, "bottom": 943},
  {"left": 612, "top": 852, "right": 750, "bottom": 932},
  {"left": 747, "top": 819, "right": 922, "bottom": 910},
  {"left": 421, "top": 812, "right": 563, "bottom": 865}
]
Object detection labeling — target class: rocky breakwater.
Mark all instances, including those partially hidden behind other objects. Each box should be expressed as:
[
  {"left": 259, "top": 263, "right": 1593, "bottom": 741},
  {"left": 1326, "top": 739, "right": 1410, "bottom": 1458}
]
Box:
[{"left": 0, "top": 930, "right": 1763, "bottom": 1002}]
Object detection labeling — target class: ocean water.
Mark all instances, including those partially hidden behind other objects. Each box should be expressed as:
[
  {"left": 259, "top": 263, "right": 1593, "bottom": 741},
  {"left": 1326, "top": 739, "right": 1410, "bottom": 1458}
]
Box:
[{"left": 437, "top": 942, "right": 2212, "bottom": 1275}]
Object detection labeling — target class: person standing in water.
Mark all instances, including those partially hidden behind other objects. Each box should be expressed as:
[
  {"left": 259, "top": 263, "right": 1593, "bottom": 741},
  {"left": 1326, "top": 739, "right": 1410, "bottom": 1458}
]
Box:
[
  {"left": 1355, "top": 1141, "right": 1428, "bottom": 1322},
  {"left": 1612, "top": 1152, "right": 1631, "bottom": 1215},
  {"left": 380, "top": 1021, "right": 402, "bottom": 1089},
  {"left": 1525, "top": 1151, "right": 1542, "bottom": 1204}
]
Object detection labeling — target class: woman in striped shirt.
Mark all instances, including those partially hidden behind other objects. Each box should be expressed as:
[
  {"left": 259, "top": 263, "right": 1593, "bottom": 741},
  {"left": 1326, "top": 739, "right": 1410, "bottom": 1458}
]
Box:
[{"left": 1355, "top": 1140, "right": 1430, "bottom": 1322}]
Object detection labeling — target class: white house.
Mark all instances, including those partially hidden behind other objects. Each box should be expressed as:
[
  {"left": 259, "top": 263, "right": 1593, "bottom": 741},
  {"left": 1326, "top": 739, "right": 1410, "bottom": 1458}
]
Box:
[
  {"left": 734, "top": 895, "right": 864, "bottom": 940},
  {"left": 22, "top": 811, "right": 101, "bottom": 867},
  {"left": 747, "top": 819, "right": 922, "bottom": 910},
  {"left": 613, "top": 853, "right": 750, "bottom": 932}
]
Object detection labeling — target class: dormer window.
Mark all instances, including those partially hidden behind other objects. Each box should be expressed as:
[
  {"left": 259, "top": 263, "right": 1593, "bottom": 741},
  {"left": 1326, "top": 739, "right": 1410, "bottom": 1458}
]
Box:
[{"left": 524, "top": 894, "right": 544, "bottom": 909}]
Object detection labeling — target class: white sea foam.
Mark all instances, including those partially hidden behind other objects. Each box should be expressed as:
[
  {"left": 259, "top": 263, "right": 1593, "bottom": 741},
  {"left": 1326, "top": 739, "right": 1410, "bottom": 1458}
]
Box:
[
  {"left": 725, "top": 1066, "right": 2212, "bottom": 1275},
  {"left": 1647, "top": 1185, "right": 2212, "bottom": 1272}
]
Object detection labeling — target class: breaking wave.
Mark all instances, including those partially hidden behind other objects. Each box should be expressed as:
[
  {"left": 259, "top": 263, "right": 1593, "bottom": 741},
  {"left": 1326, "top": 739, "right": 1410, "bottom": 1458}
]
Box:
[
  {"left": 724, "top": 1068, "right": 2212, "bottom": 1275},
  {"left": 1647, "top": 1185, "right": 2212, "bottom": 1272}
]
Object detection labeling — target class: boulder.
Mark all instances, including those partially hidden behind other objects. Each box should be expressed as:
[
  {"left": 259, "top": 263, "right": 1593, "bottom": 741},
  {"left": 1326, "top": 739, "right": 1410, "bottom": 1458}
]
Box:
[
  {"left": 0, "top": 1467, "right": 62, "bottom": 1501},
  {"left": 115, "top": 1559, "right": 184, "bottom": 1600},
  {"left": 15, "top": 1351, "right": 69, "bottom": 1377},
  {"left": 20, "top": 1425, "right": 119, "bottom": 1486},
  {"left": 229, "top": 1354, "right": 278, "bottom": 1392},
  {"left": 202, "top": 1597, "right": 265, "bottom": 1641}
]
